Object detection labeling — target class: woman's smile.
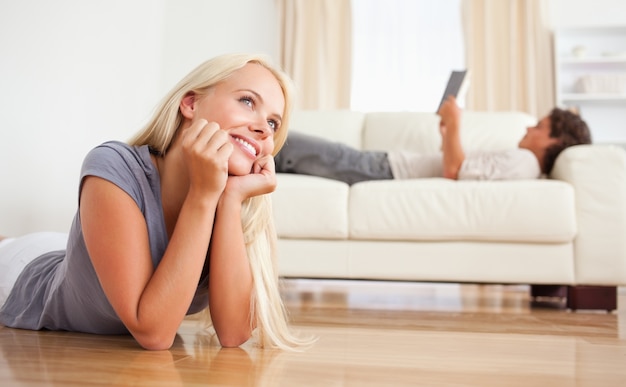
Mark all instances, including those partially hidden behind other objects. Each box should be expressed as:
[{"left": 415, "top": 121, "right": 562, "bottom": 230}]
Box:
[{"left": 231, "top": 134, "right": 260, "bottom": 159}]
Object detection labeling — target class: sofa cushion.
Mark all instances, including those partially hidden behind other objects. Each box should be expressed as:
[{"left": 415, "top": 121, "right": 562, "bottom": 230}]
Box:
[
  {"left": 273, "top": 174, "right": 349, "bottom": 239},
  {"left": 349, "top": 179, "right": 576, "bottom": 243}
]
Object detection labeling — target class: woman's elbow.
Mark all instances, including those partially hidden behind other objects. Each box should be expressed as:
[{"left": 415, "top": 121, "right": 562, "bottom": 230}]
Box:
[
  {"left": 218, "top": 330, "right": 252, "bottom": 348},
  {"left": 134, "top": 332, "right": 176, "bottom": 351}
]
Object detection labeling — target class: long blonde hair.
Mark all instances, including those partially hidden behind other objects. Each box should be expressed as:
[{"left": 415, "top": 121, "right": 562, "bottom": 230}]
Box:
[{"left": 130, "top": 53, "right": 314, "bottom": 350}]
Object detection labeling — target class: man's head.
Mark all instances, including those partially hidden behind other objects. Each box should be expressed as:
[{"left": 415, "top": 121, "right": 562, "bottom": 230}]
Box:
[
  {"left": 544, "top": 108, "right": 592, "bottom": 174},
  {"left": 519, "top": 108, "right": 592, "bottom": 175}
]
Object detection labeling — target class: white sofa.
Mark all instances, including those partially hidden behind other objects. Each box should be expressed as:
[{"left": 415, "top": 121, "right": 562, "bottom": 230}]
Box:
[{"left": 271, "top": 110, "right": 626, "bottom": 310}]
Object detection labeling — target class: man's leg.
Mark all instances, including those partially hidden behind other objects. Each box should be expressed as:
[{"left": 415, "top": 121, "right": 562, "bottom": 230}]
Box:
[{"left": 274, "top": 132, "right": 393, "bottom": 185}]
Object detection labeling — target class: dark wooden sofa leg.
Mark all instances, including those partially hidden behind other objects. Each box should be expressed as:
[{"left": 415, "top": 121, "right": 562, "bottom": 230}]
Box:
[
  {"left": 530, "top": 285, "right": 617, "bottom": 312},
  {"left": 529, "top": 285, "right": 568, "bottom": 309},
  {"left": 566, "top": 285, "right": 617, "bottom": 312},
  {"left": 530, "top": 284, "right": 567, "bottom": 299}
]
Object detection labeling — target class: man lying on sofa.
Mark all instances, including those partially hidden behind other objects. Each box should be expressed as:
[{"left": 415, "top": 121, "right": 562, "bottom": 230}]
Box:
[{"left": 274, "top": 96, "right": 592, "bottom": 185}]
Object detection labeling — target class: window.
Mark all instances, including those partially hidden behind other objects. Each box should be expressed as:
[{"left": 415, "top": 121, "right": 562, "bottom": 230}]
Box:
[{"left": 350, "top": 0, "right": 464, "bottom": 112}]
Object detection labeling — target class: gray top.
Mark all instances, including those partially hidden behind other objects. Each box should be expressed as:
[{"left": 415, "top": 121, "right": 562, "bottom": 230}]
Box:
[{"left": 0, "top": 141, "right": 209, "bottom": 334}]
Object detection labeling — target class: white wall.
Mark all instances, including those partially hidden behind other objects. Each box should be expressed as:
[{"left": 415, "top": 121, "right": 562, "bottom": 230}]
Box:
[
  {"left": 0, "top": 0, "right": 278, "bottom": 236},
  {"left": 547, "top": 0, "right": 626, "bottom": 28},
  {"left": 160, "top": 0, "right": 279, "bottom": 94}
]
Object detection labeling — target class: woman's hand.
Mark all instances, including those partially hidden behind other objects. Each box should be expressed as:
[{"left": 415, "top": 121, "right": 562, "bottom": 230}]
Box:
[
  {"left": 181, "top": 119, "right": 233, "bottom": 198},
  {"left": 223, "top": 154, "right": 278, "bottom": 203}
]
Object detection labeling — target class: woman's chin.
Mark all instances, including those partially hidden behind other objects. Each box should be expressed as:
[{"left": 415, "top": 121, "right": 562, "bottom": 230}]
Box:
[{"left": 228, "top": 161, "right": 254, "bottom": 176}]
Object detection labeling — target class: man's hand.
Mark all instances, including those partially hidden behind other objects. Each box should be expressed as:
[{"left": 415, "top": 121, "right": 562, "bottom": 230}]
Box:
[{"left": 438, "top": 96, "right": 462, "bottom": 139}]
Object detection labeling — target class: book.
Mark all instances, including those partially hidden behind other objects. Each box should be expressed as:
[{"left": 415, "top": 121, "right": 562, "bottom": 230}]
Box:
[{"left": 436, "top": 69, "right": 469, "bottom": 112}]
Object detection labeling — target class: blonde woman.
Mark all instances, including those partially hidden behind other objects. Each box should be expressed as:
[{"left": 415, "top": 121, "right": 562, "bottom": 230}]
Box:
[{"left": 0, "top": 53, "right": 312, "bottom": 351}]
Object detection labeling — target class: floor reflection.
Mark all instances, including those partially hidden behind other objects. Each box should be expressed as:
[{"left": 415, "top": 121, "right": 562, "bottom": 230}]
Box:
[
  {"left": 281, "top": 279, "right": 533, "bottom": 313},
  {"left": 0, "top": 325, "right": 288, "bottom": 386}
]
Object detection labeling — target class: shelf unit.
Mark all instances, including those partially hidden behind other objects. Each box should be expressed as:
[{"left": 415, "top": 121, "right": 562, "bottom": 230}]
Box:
[{"left": 553, "top": 26, "right": 626, "bottom": 144}]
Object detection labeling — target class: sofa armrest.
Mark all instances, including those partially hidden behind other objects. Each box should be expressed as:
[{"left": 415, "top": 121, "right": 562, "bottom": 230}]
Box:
[{"left": 550, "top": 144, "right": 626, "bottom": 284}]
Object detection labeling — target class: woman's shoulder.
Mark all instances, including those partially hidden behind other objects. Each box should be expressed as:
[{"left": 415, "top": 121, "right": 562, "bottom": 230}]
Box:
[
  {"left": 84, "top": 141, "right": 149, "bottom": 168},
  {"left": 81, "top": 141, "right": 155, "bottom": 182},
  {"left": 80, "top": 141, "right": 159, "bottom": 206},
  {"left": 91, "top": 140, "right": 139, "bottom": 156}
]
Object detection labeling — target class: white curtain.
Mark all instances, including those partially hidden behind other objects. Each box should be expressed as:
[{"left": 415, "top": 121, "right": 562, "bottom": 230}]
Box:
[
  {"left": 462, "top": 0, "right": 554, "bottom": 117},
  {"left": 276, "top": 0, "right": 352, "bottom": 110}
]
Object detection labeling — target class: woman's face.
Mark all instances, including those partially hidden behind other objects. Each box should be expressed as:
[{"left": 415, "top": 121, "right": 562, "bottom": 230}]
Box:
[{"left": 189, "top": 63, "right": 285, "bottom": 176}]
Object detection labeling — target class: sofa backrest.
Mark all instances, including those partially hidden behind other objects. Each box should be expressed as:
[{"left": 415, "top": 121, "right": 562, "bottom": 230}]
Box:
[
  {"left": 289, "top": 110, "right": 537, "bottom": 153},
  {"left": 289, "top": 109, "right": 365, "bottom": 149}
]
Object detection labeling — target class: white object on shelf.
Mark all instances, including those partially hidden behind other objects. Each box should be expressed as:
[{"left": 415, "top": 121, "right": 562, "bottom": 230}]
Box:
[
  {"left": 572, "top": 45, "right": 587, "bottom": 57},
  {"left": 602, "top": 51, "right": 626, "bottom": 58},
  {"left": 575, "top": 74, "right": 626, "bottom": 94}
]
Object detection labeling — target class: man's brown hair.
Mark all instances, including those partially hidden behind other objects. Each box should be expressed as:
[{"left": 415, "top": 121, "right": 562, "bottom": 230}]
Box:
[{"left": 544, "top": 108, "right": 592, "bottom": 175}]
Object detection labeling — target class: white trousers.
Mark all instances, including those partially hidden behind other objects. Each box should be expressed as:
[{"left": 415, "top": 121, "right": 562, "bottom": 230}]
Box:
[{"left": 0, "top": 232, "right": 68, "bottom": 308}]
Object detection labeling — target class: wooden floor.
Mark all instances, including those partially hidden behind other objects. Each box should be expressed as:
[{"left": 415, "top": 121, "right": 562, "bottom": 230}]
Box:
[{"left": 1, "top": 280, "right": 625, "bottom": 386}]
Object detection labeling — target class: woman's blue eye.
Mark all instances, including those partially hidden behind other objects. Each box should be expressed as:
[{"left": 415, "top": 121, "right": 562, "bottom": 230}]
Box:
[
  {"left": 240, "top": 95, "right": 278, "bottom": 132},
  {"left": 240, "top": 96, "right": 253, "bottom": 107}
]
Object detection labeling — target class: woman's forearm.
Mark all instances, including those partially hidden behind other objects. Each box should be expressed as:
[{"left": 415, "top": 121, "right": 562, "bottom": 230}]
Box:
[
  {"left": 208, "top": 195, "right": 254, "bottom": 347},
  {"left": 132, "top": 192, "right": 219, "bottom": 349}
]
